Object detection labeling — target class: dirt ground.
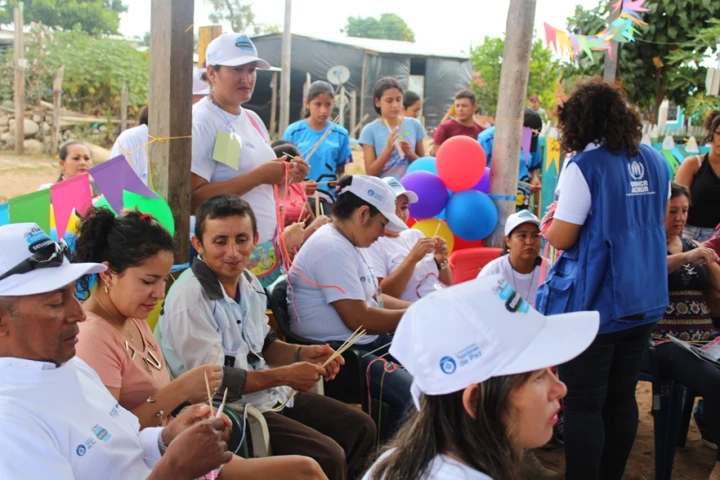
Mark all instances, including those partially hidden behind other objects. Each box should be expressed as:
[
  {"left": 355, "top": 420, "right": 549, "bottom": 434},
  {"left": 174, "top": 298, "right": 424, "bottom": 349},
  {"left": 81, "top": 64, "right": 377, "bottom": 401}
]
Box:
[{"left": 0, "top": 150, "right": 714, "bottom": 479}]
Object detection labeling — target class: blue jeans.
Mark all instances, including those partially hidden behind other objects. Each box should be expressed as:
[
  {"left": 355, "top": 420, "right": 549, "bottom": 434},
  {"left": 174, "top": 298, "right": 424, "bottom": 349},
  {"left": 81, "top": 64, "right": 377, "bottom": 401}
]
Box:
[
  {"left": 558, "top": 322, "right": 656, "bottom": 480},
  {"left": 683, "top": 224, "right": 716, "bottom": 243},
  {"left": 355, "top": 334, "right": 413, "bottom": 437}
]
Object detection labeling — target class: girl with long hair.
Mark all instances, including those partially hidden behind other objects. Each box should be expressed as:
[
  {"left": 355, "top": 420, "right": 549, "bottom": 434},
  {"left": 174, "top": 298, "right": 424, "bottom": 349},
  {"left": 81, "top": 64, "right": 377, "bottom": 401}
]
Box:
[{"left": 363, "top": 276, "right": 599, "bottom": 480}]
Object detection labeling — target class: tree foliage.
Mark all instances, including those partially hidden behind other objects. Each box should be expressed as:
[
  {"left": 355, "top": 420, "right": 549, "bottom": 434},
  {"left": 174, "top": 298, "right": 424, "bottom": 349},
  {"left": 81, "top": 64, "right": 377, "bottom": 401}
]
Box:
[
  {"left": 563, "top": 0, "right": 720, "bottom": 123},
  {"left": 469, "top": 36, "right": 563, "bottom": 117},
  {"left": 204, "top": 0, "right": 279, "bottom": 35},
  {"left": 343, "top": 13, "right": 416, "bottom": 43},
  {"left": 0, "top": 24, "right": 148, "bottom": 116},
  {"left": 0, "top": 0, "right": 127, "bottom": 36}
]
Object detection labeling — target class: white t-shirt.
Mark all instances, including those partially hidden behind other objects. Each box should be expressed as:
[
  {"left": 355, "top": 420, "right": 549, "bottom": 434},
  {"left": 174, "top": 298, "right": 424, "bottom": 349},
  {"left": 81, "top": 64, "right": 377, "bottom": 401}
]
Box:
[
  {"left": 365, "top": 229, "right": 443, "bottom": 302},
  {"left": 478, "top": 255, "right": 549, "bottom": 306},
  {"left": 363, "top": 450, "right": 492, "bottom": 480},
  {"left": 111, "top": 124, "right": 150, "bottom": 185},
  {"left": 0, "top": 357, "right": 162, "bottom": 479},
  {"left": 288, "top": 224, "right": 379, "bottom": 345},
  {"left": 191, "top": 98, "right": 277, "bottom": 243},
  {"left": 554, "top": 144, "right": 671, "bottom": 226}
]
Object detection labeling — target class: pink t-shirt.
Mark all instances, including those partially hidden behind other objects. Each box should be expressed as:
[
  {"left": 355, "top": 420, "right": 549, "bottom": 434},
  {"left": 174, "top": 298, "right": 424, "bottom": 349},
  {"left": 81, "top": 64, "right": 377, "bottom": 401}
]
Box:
[{"left": 76, "top": 311, "right": 171, "bottom": 411}]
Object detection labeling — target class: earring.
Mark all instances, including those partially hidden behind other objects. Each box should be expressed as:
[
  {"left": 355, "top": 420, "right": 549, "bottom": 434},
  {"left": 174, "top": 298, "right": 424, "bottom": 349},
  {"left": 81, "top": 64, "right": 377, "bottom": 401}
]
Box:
[{"left": 104, "top": 283, "right": 109, "bottom": 294}]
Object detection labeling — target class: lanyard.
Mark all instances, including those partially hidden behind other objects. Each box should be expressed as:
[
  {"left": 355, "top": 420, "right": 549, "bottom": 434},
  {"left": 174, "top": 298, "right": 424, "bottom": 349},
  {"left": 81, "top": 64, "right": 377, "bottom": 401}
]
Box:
[
  {"left": 331, "top": 224, "right": 380, "bottom": 295},
  {"left": 209, "top": 95, "right": 241, "bottom": 136}
]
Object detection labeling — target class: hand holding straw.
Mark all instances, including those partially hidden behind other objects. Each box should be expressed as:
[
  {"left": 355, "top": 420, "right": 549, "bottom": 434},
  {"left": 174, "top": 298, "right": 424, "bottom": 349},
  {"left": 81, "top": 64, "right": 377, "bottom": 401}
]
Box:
[
  {"left": 215, "top": 388, "right": 228, "bottom": 418},
  {"left": 204, "top": 371, "right": 214, "bottom": 417},
  {"left": 322, "top": 327, "right": 366, "bottom": 368}
]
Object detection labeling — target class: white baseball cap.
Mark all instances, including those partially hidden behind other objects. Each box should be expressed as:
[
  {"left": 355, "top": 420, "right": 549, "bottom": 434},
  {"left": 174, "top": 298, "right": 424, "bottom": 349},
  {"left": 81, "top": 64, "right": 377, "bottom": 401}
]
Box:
[
  {"left": 390, "top": 275, "right": 599, "bottom": 409},
  {"left": 192, "top": 66, "right": 210, "bottom": 96},
  {"left": 205, "top": 33, "right": 271, "bottom": 70},
  {"left": 382, "top": 177, "right": 419, "bottom": 204},
  {"left": 338, "top": 175, "right": 407, "bottom": 232},
  {"left": 0, "top": 223, "right": 106, "bottom": 297},
  {"left": 504, "top": 210, "right": 541, "bottom": 236}
]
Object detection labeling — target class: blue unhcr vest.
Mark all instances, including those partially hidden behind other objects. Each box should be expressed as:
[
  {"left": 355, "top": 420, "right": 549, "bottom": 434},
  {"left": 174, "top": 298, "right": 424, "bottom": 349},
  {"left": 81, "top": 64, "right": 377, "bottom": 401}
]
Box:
[{"left": 535, "top": 145, "right": 670, "bottom": 334}]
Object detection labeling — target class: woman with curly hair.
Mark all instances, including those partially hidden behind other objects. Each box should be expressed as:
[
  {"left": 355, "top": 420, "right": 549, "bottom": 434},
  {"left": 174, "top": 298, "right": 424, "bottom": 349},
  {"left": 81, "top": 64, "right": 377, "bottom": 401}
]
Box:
[
  {"left": 536, "top": 79, "right": 671, "bottom": 480},
  {"left": 675, "top": 110, "right": 720, "bottom": 242}
]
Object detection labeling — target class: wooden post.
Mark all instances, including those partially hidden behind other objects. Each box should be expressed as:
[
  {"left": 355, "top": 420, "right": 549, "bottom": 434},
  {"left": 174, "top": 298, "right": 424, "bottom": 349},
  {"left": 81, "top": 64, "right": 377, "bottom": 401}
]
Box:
[
  {"left": 359, "top": 54, "right": 367, "bottom": 127},
  {"left": 148, "top": 0, "right": 194, "bottom": 263},
  {"left": 270, "top": 70, "right": 278, "bottom": 137},
  {"left": 486, "top": 0, "right": 536, "bottom": 248},
  {"left": 120, "top": 81, "right": 128, "bottom": 132},
  {"left": 338, "top": 85, "right": 346, "bottom": 128},
  {"left": 279, "top": 0, "right": 292, "bottom": 135},
  {"left": 198, "top": 25, "right": 223, "bottom": 67},
  {"left": 13, "top": 6, "right": 25, "bottom": 154},
  {"left": 349, "top": 90, "right": 357, "bottom": 138},
  {"left": 49, "top": 65, "right": 65, "bottom": 155},
  {"left": 603, "top": 1, "right": 622, "bottom": 83}
]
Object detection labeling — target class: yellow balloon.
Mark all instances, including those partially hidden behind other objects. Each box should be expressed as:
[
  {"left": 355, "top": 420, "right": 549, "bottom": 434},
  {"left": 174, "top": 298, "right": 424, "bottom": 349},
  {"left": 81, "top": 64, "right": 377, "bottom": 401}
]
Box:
[
  {"left": 145, "top": 300, "right": 164, "bottom": 332},
  {"left": 411, "top": 219, "right": 455, "bottom": 254}
]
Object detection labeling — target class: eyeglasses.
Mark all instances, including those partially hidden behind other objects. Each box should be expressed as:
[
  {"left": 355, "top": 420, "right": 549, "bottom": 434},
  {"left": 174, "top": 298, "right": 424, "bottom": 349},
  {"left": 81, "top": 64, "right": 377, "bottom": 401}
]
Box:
[{"left": 0, "top": 240, "right": 70, "bottom": 282}]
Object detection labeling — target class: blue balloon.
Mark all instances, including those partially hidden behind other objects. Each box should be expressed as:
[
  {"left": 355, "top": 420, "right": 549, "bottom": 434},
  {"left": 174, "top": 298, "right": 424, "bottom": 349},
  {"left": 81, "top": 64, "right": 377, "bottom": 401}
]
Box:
[
  {"left": 406, "top": 156, "right": 437, "bottom": 175},
  {"left": 446, "top": 191, "right": 498, "bottom": 241}
]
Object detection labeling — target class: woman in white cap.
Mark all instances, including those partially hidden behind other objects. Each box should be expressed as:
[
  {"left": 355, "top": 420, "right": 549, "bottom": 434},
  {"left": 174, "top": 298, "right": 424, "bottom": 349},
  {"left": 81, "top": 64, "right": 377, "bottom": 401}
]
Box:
[
  {"left": 363, "top": 275, "right": 599, "bottom": 480},
  {"left": 191, "top": 33, "right": 309, "bottom": 288},
  {"left": 288, "top": 174, "right": 414, "bottom": 436},
  {"left": 365, "top": 177, "right": 451, "bottom": 301},
  {"left": 478, "top": 210, "right": 548, "bottom": 306}
]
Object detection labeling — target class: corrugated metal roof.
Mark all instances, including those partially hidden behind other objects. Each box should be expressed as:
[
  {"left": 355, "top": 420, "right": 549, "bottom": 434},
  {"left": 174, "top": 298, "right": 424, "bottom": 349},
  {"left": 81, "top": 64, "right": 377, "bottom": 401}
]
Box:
[{"left": 252, "top": 32, "right": 469, "bottom": 61}]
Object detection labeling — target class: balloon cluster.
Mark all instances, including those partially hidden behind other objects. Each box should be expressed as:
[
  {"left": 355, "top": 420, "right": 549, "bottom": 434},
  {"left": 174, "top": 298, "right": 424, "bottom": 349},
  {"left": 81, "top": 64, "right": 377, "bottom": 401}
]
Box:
[{"left": 402, "top": 136, "right": 497, "bottom": 254}]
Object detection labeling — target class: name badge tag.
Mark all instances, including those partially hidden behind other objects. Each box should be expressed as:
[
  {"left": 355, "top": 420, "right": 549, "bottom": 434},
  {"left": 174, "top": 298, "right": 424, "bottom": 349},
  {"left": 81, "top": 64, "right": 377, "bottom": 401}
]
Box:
[{"left": 212, "top": 131, "right": 242, "bottom": 170}]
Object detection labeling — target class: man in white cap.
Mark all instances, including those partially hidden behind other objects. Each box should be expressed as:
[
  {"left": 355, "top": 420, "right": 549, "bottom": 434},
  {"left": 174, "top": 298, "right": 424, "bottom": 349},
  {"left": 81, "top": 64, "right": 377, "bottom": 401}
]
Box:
[{"left": 0, "top": 223, "right": 232, "bottom": 479}]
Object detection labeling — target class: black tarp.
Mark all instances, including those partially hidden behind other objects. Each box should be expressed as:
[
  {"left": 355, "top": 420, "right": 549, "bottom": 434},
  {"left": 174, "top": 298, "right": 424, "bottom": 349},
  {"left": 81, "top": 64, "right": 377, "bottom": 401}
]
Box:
[{"left": 246, "top": 34, "right": 471, "bottom": 133}]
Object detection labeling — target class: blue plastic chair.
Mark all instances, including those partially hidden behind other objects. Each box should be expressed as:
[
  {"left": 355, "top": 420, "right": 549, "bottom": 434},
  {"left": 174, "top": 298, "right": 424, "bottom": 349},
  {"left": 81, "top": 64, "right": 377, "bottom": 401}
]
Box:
[{"left": 638, "top": 340, "right": 698, "bottom": 480}]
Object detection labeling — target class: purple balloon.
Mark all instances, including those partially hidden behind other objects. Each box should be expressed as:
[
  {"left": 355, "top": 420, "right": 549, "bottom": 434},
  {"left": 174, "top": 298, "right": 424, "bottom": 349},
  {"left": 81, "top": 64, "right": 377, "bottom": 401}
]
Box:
[
  {"left": 472, "top": 167, "right": 491, "bottom": 194},
  {"left": 401, "top": 171, "right": 450, "bottom": 220}
]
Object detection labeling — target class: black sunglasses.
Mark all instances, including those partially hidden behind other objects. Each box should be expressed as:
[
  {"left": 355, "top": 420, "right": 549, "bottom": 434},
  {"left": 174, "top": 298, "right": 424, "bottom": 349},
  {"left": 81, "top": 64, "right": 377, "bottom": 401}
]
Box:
[{"left": 0, "top": 241, "right": 71, "bottom": 282}]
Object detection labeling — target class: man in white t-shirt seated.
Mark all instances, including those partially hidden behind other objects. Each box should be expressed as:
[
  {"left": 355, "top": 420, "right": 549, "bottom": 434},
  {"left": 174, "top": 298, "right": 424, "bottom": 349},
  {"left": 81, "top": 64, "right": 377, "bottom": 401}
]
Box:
[{"left": 0, "top": 223, "right": 232, "bottom": 479}]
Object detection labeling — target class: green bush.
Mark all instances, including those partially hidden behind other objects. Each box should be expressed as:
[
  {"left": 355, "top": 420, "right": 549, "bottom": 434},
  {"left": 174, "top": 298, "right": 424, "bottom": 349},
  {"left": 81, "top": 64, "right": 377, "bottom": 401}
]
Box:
[{"left": 1, "top": 23, "right": 149, "bottom": 117}]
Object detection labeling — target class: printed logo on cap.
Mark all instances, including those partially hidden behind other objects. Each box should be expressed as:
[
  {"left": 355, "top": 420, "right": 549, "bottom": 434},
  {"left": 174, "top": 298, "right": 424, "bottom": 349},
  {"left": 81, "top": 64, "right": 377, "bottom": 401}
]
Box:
[
  {"left": 76, "top": 444, "right": 87, "bottom": 456},
  {"left": 367, "top": 189, "right": 384, "bottom": 201},
  {"left": 496, "top": 281, "right": 530, "bottom": 314},
  {"left": 24, "top": 226, "right": 53, "bottom": 254},
  {"left": 235, "top": 35, "right": 256, "bottom": 52},
  {"left": 439, "top": 356, "right": 457, "bottom": 374}
]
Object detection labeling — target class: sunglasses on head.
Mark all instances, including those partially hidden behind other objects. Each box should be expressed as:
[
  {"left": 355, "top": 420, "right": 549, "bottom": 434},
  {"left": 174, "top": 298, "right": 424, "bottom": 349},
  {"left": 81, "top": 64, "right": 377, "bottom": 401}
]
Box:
[{"left": 0, "top": 240, "right": 71, "bottom": 282}]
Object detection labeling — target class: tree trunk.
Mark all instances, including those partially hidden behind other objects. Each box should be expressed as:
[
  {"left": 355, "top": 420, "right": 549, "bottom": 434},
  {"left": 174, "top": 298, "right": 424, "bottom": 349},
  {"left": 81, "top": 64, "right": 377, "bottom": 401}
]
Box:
[
  {"left": 485, "top": 0, "right": 537, "bottom": 248},
  {"left": 651, "top": 68, "right": 667, "bottom": 126}
]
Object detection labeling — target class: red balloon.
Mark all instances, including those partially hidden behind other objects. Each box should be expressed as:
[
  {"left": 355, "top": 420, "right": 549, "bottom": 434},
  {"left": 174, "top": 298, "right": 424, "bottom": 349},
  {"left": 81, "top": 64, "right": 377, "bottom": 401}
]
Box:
[
  {"left": 453, "top": 235, "right": 484, "bottom": 251},
  {"left": 407, "top": 217, "right": 417, "bottom": 228},
  {"left": 436, "top": 136, "right": 487, "bottom": 193}
]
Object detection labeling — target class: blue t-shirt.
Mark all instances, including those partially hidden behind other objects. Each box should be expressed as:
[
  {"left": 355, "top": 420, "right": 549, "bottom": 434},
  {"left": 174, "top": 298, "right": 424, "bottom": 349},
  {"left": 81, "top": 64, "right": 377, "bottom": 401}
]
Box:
[
  {"left": 478, "top": 126, "right": 541, "bottom": 182},
  {"left": 358, "top": 117, "right": 426, "bottom": 180},
  {"left": 282, "top": 119, "right": 352, "bottom": 201}
]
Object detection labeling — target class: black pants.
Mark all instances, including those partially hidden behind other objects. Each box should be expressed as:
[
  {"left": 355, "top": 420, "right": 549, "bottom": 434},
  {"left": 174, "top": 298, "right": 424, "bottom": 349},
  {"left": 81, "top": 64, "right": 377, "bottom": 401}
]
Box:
[
  {"left": 263, "top": 392, "right": 376, "bottom": 480},
  {"left": 641, "top": 342, "right": 720, "bottom": 461},
  {"left": 558, "top": 322, "right": 656, "bottom": 480}
]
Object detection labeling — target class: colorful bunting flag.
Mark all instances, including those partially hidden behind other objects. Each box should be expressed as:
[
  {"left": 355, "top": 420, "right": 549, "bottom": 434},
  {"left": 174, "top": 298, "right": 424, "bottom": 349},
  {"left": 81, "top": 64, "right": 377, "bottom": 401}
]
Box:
[
  {"left": 521, "top": 128, "right": 533, "bottom": 165},
  {"left": 544, "top": 0, "right": 648, "bottom": 61},
  {"left": 0, "top": 203, "right": 8, "bottom": 226},
  {"left": 90, "top": 155, "right": 158, "bottom": 213},
  {"left": 545, "top": 138, "right": 561, "bottom": 173},
  {"left": 50, "top": 173, "right": 93, "bottom": 239},
  {"left": 9, "top": 189, "right": 51, "bottom": 234}
]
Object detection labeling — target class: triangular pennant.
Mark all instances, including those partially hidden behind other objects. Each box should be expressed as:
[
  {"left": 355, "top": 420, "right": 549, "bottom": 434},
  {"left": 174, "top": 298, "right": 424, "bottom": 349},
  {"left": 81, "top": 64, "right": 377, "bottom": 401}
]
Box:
[
  {"left": 90, "top": 155, "right": 158, "bottom": 212},
  {"left": 9, "top": 189, "right": 51, "bottom": 234},
  {"left": 543, "top": 23, "right": 558, "bottom": 51},
  {"left": 50, "top": 173, "right": 93, "bottom": 239}
]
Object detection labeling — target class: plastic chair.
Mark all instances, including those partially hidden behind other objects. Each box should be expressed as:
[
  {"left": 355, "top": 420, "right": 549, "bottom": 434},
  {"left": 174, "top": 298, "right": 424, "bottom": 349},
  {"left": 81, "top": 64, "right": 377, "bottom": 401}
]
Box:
[
  {"left": 448, "top": 247, "right": 503, "bottom": 285},
  {"left": 638, "top": 340, "right": 698, "bottom": 480},
  {"left": 267, "top": 279, "right": 392, "bottom": 440}
]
